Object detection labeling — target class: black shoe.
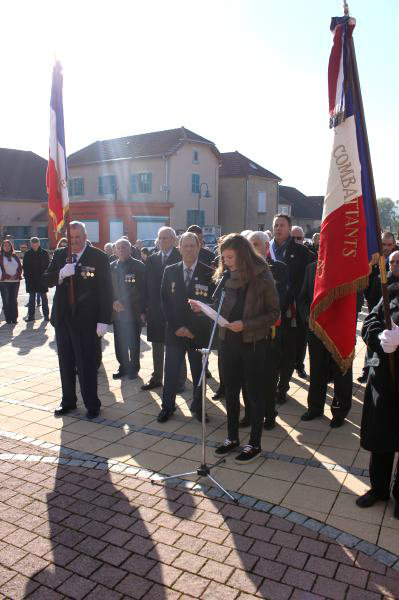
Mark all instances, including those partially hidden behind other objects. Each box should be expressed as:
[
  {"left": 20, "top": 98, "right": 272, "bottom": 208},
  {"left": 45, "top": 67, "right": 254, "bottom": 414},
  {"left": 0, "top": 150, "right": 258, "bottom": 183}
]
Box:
[
  {"left": 54, "top": 405, "right": 77, "bottom": 416},
  {"left": 235, "top": 445, "right": 262, "bottom": 463},
  {"left": 214, "top": 439, "right": 240, "bottom": 457},
  {"left": 357, "top": 373, "right": 368, "bottom": 384},
  {"left": 212, "top": 389, "right": 224, "bottom": 400},
  {"left": 195, "top": 411, "right": 209, "bottom": 423},
  {"left": 330, "top": 416, "right": 345, "bottom": 428},
  {"left": 301, "top": 410, "right": 323, "bottom": 421},
  {"left": 276, "top": 392, "right": 287, "bottom": 405},
  {"left": 112, "top": 370, "right": 125, "bottom": 380},
  {"left": 141, "top": 380, "right": 162, "bottom": 391},
  {"left": 129, "top": 372, "right": 139, "bottom": 380},
  {"left": 296, "top": 368, "right": 308, "bottom": 379},
  {"left": 157, "top": 408, "right": 173, "bottom": 423},
  {"left": 264, "top": 417, "right": 276, "bottom": 430},
  {"left": 87, "top": 409, "right": 100, "bottom": 419},
  {"left": 239, "top": 416, "right": 250, "bottom": 428},
  {"left": 356, "top": 490, "right": 389, "bottom": 508}
]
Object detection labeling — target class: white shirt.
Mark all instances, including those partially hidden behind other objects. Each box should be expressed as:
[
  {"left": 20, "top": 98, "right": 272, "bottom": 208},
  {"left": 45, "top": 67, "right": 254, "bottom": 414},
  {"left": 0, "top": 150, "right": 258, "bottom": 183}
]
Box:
[
  {"left": 182, "top": 259, "right": 198, "bottom": 279},
  {"left": 2, "top": 256, "right": 19, "bottom": 279}
]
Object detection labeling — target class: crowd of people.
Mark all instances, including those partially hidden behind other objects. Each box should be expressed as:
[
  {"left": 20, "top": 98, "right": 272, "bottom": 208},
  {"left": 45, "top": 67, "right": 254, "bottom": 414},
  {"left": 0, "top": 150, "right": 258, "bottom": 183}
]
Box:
[{"left": 0, "top": 218, "right": 398, "bottom": 516}]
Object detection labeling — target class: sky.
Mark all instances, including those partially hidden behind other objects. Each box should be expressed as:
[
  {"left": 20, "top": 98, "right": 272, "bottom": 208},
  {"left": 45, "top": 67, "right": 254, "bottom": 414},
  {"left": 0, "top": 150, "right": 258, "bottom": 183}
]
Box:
[{"left": 1, "top": 0, "right": 398, "bottom": 200}]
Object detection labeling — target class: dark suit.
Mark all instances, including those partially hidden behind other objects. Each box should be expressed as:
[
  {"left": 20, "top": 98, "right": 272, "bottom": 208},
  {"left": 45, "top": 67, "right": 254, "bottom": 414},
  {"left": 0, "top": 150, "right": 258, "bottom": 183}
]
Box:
[
  {"left": 298, "top": 261, "right": 352, "bottom": 418},
  {"left": 198, "top": 246, "right": 215, "bottom": 268},
  {"left": 111, "top": 257, "right": 145, "bottom": 375},
  {"left": 160, "top": 260, "right": 214, "bottom": 413},
  {"left": 144, "top": 247, "right": 181, "bottom": 384},
  {"left": 272, "top": 237, "right": 312, "bottom": 396},
  {"left": 44, "top": 245, "right": 113, "bottom": 413},
  {"left": 23, "top": 247, "right": 50, "bottom": 319}
]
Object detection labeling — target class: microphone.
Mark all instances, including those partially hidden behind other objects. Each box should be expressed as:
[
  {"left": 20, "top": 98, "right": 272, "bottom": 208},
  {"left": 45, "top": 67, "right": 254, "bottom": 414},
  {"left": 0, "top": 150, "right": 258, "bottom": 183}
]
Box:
[{"left": 212, "top": 270, "right": 230, "bottom": 300}]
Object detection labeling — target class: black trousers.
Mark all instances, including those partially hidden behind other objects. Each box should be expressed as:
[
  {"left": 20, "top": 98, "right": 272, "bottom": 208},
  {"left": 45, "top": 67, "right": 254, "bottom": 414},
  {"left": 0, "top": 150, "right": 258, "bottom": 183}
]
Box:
[
  {"left": 369, "top": 452, "right": 399, "bottom": 500},
  {"left": 223, "top": 339, "right": 267, "bottom": 448},
  {"left": 113, "top": 318, "right": 141, "bottom": 374},
  {"left": 295, "top": 315, "right": 308, "bottom": 371},
  {"left": 28, "top": 292, "right": 49, "bottom": 319},
  {"left": 0, "top": 282, "right": 20, "bottom": 323},
  {"left": 162, "top": 343, "right": 202, "bottom": 413},
  {"left": 307, "top": 331, "right": 352, "bottom": 418},
  {"left": 277, "top": 324, "right": 297, "bottom": 396},
  {"left": 242, "top": 332, "right": 280, "bottom": 421},
  {"left": 55, "top": 320, "right": 100, "bottom": 413}
]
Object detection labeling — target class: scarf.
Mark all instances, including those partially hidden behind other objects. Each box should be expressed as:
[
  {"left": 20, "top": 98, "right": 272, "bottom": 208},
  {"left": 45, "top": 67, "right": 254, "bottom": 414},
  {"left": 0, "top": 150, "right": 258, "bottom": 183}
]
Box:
[{"left": 271, "top": 236, "right": 291, "bottom": 263}]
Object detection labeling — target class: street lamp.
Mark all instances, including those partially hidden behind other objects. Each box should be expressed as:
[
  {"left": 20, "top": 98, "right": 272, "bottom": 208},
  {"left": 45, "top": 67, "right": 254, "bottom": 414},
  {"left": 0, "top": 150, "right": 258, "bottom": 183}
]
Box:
[{"left": 197, "top": 182, "right": 211, "bottom": 225}]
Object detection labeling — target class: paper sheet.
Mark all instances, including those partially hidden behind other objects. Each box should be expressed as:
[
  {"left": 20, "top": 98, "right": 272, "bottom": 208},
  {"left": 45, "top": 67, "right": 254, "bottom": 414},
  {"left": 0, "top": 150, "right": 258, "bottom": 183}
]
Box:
[{"left": 195, "top": 301, "right": 230, "bottom": 327}]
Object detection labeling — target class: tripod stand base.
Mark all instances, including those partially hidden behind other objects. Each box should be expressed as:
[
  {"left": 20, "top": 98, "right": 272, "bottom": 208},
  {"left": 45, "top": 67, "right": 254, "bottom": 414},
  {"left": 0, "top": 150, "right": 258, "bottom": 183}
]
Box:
[{"left": 151, "top": 458, "right": 239, "bottom": 504}]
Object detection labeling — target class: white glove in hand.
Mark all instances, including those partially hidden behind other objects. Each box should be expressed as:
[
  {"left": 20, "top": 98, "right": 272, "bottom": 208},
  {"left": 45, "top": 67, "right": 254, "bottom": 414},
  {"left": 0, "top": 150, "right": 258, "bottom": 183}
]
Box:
[
  {"left": 379, "top": 322, "right": 399, "bottom": 354},
  {"left": 59, "top": 263, "right": 76, "bottom": 279},
  {"left": 96, "top": 323, "right": 108, "bottom": 337}
]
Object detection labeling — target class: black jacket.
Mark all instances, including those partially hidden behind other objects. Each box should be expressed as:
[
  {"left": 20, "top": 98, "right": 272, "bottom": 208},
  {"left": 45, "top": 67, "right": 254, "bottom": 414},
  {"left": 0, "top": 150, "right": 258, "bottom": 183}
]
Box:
[
  {"left": 198, "top": 246, "right": 215, "bottom": 268},
  {"left": 360, "top": 295, "right": 399, "bottom": 452},
  {"left": 161, "top": 260, "right": 214, "bottom": 348},
  {"left": 110, "top": 256, "right": 145, "bottom": 322},
  {"left": 273, "top": 237, "right": 313, "bottom": 303},
  {"left": 144, "top": 247, "right": 181, "bottom": 343},
  {"left": 267, "top": 257, "right": 289, "bottom": 315},
  {"left": 23, "top": 247, "right": 50, "bottom": 293},
  {"left": 44, "top": 245, "right": 113, "bottom": 330},
  {"left": 298, "top": 261, "right": 317, "bottom": 323}
]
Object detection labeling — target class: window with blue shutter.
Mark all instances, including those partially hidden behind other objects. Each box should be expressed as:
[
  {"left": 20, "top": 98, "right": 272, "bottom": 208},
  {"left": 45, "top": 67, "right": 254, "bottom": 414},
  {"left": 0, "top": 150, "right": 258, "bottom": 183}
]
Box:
[
  {"left": 131, "top": 173, "right": 152, "bottom": 194},
  {"left": 68, "top": 177, "right": 84, "bottom": 197},
  {"left": 131, "top": 175, "right": 138, "bottom": 193},
  {"left": 187, "top": 210, "right": 205, "bottom": 227},
  {"left": 191, "top": 173, "right": 200, "bottom": 194},
  {"left": 98, "top": 175, "right": 116, "bottom": 195}
]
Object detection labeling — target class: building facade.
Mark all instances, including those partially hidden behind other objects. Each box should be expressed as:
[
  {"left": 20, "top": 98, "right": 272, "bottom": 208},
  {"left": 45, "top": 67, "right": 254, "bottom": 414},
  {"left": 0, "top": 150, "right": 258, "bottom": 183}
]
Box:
[
  {"left": 219, "top": 151, "right": 281, "bottom": 234},
  {"left": 278, "top": 186, "right": 323, "bottom": 236},
  {"left": 60, "top": 127, "right": 220, "bottom": 249},
  {"left": 0, "top": 149, "right": 48, "bottom": 247}
]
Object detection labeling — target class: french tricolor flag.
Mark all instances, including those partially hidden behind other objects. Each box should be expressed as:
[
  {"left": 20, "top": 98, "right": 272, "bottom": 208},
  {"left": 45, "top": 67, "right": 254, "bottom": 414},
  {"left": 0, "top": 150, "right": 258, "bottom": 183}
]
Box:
[
  {"left": 46, "top": 61, "right": 69, "bottom": 233},
  {"left": 310, "top": 16, "right": 379, "bottom": 372}
]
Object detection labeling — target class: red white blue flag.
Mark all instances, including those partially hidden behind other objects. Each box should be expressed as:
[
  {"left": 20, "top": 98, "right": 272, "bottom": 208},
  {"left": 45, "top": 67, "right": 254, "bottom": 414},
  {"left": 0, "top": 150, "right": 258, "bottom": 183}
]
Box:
[
  {"left": 47, "top": 61, "right": 69, "bottom": 233},
  {"left": 309, "top": 16, "right": 379, "bottom": 372}
]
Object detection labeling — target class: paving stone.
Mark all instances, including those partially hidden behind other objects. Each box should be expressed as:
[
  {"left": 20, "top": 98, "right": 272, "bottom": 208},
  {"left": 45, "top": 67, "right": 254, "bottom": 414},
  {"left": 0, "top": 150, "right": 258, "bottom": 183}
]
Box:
[
  {"left": 120, "top": 553, "right": 156, "bottom": 576},
  {"left": 253, "top": 557, "right": 286, "bottom": 581},
  {"left": 173, "top": 571, "right": 211, "bottom": 597},
  {"left": 227, "top": 569, "right": 262, "bottom": 594},
  {"left": 367, "top": 572, "right": 399, "bottom": 597},
  {"left": 257, "top": 578, "right": 293, "bottom": 600},
  {"left": 57, "top": 573, "right": 97, "bottom": 599},
  {"left": 305, "top": 555, "right": 338, "bottom": 578},
  {"left": 90, "top": 563, "right": 127, "bottom": 588},
  {"left": 0, "top": 545, "right": 27, "bottom": 567},
  {"left": 3, "top": 573, "right": 40, "bottom": 599},
  {"left": 34, "top": 564, "right": 71, "bottom": 589},
  {"left": 201, "top": 580, "right": 239, "bottom": 600},
  {"left": 199, "top": 559, "right": 235, "bottom": 583},
  {"left": 84, "top": 584, "right": 123, "bottom": 600},
  {"left": 276, "top": 547, "right": 308, "bottom": 569},
  {"left": 297, "top": 537, "right": 327, "bottom": 557},
  {"left": 282, "top": 566, "right": 316, "bottom": 591},
  {"left": 67, "top": 554, "right": 101, "bottom": 577},
  {"left": 313, "top": 575, "right": 348, "bottom": 599}
]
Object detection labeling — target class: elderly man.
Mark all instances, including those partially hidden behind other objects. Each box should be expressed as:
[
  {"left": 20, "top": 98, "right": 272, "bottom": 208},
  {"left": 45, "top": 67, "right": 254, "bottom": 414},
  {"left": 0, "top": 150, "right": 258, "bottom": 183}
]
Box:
[
  {"left": 245, "top": 231, "right": 288, "bottom": 428},
  {"left": 158, "top": 232, "right": 214, "bottom": 423},
  {"left": 142, "top": 226, "right": 184, "bottom": 391},
  {"left": 104, "top": 242, "right": 117, "bottom": 263},
  {"left": 44, "top": 222, "right": 113, "bottom": 418},
  {"left": 291, "top": 226, "right": 305, "bottom": 244},
  {"left": 110, "top": 238, "right": 145, "bottom": 380},
  {"left": 186, "top": 225, "right": 215, "bottom": 267},
  {"left": 271, "top": 214, "right": 312, "bottom": 400},
  {"left": 23, "top": 237, "right": 50, "bottom": 321}
]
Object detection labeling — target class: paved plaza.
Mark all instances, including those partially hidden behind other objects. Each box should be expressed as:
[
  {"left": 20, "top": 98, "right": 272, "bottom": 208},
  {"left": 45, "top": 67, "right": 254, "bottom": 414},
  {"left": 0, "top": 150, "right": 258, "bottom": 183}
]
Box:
[{"left": 0, "top": 296, "right": 398, "bottom": 599}]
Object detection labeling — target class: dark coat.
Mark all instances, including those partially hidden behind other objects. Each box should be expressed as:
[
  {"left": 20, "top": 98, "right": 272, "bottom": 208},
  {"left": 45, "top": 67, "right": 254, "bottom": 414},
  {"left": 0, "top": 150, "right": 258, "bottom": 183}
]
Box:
[
  {"left": 364, "top": 263, "right": 383, "bottom": 311},
  {"left": 298, "top": 261, "right": 317, "bottom": 323},
  {"left": 161, "top": 260, "right": 214, "bottom": 348},
  {"left": 110, "top": 256, "right": 145, "bottom": 322},
  {"left": 144, "top": 247, "right": 181, "bottom": 343},
  {"left": 44, "top": 245, "right": 113, "bottom": 330},
  {"left": 273, "top": 237, "right": 313, "bottom": 303},
  {"left": 267, "top": 257, "right": 289, "bottom": 315},
  {"left": 23, "top": 247, "right": 50, "bottom": 293},
  {"left": 360, "top": 296, "right": 399, "bottom": 453},
  {"left": 198, "top": 246, "right": 215, "bottom": 268}
]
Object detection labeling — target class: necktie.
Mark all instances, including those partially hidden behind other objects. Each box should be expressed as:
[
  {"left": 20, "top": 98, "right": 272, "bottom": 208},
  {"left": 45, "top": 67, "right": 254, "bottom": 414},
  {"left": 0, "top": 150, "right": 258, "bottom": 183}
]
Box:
[
  {"left": 162, "top": 253, "right": 166, "bottom": 265},
  {"left": 185, "top": 267, "right": 192, "bottom": 289}
]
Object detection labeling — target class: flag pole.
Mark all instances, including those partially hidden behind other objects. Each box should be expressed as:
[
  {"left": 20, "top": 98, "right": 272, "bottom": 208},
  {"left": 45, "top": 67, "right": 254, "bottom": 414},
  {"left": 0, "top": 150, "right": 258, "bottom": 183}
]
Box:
[{"left": 346, "top": 16, "right": 395, "bottom": 380}]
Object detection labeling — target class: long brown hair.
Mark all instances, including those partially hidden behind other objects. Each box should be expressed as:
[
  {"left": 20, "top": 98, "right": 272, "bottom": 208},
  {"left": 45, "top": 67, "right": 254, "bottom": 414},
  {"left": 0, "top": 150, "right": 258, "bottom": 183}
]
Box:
[
  {"left": 1, "top": 239, "right": 15, "bottom": 255},
  {"left": 214, "top": 233, "right": 266, "bottom": 282}
]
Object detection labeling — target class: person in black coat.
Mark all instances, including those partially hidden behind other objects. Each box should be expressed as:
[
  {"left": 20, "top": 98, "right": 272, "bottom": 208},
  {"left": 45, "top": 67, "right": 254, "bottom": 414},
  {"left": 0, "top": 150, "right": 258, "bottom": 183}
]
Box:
[
  {"left": 158, "top": 232, "right": 214, "bottom": 423},
  {"left": 23, "top": 237, "right": 50, "bottom": 321},
  {"left": 356, "top": 294, "right": 399, "bottom": 519},
  {"left": 186, "top": 225, "right": 215, "bottom": 267},
  {"left": 141, "top": 227, "right": 183, "bottom": 391},
  {"left": 110, "top": 238, "right": 145, "bottom": 380},
  {"left": 270, "top": 214, "right": 312, "bottom": 403},
  {"left": 43, "top": 221, "right": 113, "bottom": 418},
  {"left": 298, "top": 261, "right": 352, "bottom": 428}
]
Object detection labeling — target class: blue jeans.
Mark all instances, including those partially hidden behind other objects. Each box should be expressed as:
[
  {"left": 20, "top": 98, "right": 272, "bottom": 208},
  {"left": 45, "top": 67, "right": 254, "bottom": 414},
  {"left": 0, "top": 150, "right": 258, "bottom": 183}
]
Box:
[
  {"left": 28, "top": 292, "right": 49, "bottom": 319},
  {"left": 0, "top": 282, "right": 20, "bottom": 323}
]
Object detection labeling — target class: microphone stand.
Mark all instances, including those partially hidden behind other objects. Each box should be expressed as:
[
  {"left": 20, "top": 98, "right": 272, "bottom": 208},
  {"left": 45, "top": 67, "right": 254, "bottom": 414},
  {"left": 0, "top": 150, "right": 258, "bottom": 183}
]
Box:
[{"left": 151, "top": 288, "right": 238, "bottom": 504}]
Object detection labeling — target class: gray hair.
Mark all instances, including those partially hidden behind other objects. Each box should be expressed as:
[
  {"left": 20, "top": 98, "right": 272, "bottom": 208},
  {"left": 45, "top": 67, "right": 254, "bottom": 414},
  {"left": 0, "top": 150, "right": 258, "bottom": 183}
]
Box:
[
  {"left": 179, "top": 231, "right": 200, "bottom": 247},
  {"left": 104, "top": 243, "right": 113, "bottom": 252},
  {"left": 248, "top": 231, "right": 270, "bottom": 244},
  {"left": 389, "top": 250, "right": 399, "bottom": 261},
  {"left": 291, "top": 225, "right": 304, "bottom": 237},
  {"left": 158, "top": 226, "right": 176, "bottom": 240},
  {"left": 70, "top": 221, "right": 87, "bottom": 233},
  {"left": 115, "top": 238, "right": 131, "bottom": 249},
  {"left": 30, "top": 236, "right": 40, "bottom": 244},
  {"left": 240, "top": 230, "right": 253, "bottom": 238}
]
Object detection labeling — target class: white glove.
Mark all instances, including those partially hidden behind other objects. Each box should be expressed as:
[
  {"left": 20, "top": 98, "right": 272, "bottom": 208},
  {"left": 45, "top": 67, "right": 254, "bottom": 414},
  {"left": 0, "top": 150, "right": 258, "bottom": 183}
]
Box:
[
  {"left": 59, "top": 263, "right": 76, "bottom": 280},
  {"left": 96, "top": 323, "right": 108, "bottom": 337},
  {"left": 379, "top": 322, "right": 399, "bottom": 353}
]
